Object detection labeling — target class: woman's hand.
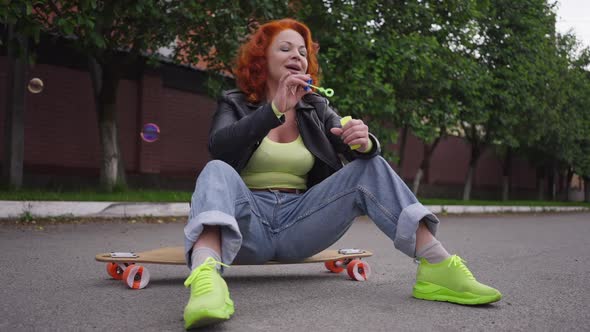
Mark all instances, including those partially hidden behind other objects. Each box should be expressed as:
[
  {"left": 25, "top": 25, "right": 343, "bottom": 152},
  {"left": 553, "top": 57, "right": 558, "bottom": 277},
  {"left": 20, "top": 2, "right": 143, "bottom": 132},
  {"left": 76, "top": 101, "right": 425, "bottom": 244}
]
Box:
[
  {"left": 330, "top": 118, "right": 371, "bottom": 152},
  {"left": 272, "top": 72, "right": 311, "bottom": 113}
]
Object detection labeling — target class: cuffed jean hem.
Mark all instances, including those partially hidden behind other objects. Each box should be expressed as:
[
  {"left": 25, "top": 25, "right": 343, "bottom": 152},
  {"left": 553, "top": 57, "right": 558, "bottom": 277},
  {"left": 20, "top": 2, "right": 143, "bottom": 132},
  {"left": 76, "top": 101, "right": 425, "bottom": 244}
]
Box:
[
  {"left": 393, "top": 202, "right": 440, "bottom": 257},
  {"left": 184, "top": 210, "right": 243, "bottom": 269}
]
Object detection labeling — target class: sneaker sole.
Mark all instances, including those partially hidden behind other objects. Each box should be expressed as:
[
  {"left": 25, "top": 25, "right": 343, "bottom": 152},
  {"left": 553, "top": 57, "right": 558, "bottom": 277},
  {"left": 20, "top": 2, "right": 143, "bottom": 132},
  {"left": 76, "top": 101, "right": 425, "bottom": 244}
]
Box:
[
  {"left": 184, "top": 305, "right": 235, "bottom": 330},
  {"left": 413, "top": 282, "right": 502, "bottom": 305}
]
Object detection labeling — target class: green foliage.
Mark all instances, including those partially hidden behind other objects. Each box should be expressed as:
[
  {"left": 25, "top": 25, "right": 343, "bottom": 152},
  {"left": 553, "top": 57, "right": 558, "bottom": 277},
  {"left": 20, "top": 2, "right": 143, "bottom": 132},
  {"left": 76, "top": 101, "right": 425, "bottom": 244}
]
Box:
[
  {"left": 1, "top": 0, "right": 289, "bottom": 83},
  {"left": 551, "top": 37, "right": 590, "bottom": 178},
  {"left": 19, "top": 209, "right": 34, "bottom": 222},
  {"left": 294, "top": 1, "right": 487, "bottom": 162},
  {"left": 295, "top": 0, "right": 590, "bottom": 197},
  {"left": 3, "top": 0, "right": 590, "bottom": 197}
]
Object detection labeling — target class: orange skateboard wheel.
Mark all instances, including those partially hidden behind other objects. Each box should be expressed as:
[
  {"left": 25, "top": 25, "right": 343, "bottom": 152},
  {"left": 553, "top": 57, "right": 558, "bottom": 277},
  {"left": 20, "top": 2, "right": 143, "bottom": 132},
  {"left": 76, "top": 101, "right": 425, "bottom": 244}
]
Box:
[
  {"left": 324, "top": 260, "right": 345, "bottom": 273},
  {"left": 347, "top": 259, "right": 371, "bottom": 281},
  {"left": 122, "top": 265, "right": 150, "bottom": 289},
  {"left": 106, "top": 262, "right": 128, "bottom": 280}
]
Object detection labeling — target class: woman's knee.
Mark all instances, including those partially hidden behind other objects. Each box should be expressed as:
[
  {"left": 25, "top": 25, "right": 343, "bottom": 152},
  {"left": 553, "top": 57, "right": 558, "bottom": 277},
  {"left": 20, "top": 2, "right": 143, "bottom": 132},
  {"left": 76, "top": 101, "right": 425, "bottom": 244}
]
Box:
[
  {"left": 202, "top": 160, "right": 236, "bottom": 175},
  {"left": 347, "top": 156, "right": 391, "bottom": 173},
  {"left": 196, "top": 160, "right": 240, "bottom": 184},
  {"left": 367, "top": 155, "right": 390, "bottom": 168}
]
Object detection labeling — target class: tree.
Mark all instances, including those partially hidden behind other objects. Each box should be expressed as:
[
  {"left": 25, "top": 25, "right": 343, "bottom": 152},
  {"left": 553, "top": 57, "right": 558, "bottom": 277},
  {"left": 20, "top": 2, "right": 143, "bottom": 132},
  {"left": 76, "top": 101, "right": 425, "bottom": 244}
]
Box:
[
  {"left": 1, "top": 2, "right": 43, "bottom": 188},
  {"left": 1, "top": 23, "right": 27, "bottom": 188},
  {"left": 458, "top": 0, "right": 557, "bottom": 200},
  {"left": 2, "top": 0, "right": 288, "bottom": 191},
  {"left": 295, "top": 0, "right": 478, "bottom": 181},
  {"left": 294, "top": 1, "right": 398, "bottom": 162},
  {"left": 520, "top": 30, "right": 590, "bottom": 201},
  {"left": 393, "top": 0, "right": 483, "bottom": 195},
  {"left": 551, "top": 33, "right": 590, "bottom": 200}
]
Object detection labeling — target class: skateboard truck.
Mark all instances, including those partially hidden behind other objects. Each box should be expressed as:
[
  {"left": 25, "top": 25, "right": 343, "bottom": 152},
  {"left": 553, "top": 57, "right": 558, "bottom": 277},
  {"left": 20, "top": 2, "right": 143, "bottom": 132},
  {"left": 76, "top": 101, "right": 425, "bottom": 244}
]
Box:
[
  {"left": 338, "top": 248, "right": 364, "bottom": 255},
  {"left": 110, "top": 252, "right": 138, "bottom": 258}
]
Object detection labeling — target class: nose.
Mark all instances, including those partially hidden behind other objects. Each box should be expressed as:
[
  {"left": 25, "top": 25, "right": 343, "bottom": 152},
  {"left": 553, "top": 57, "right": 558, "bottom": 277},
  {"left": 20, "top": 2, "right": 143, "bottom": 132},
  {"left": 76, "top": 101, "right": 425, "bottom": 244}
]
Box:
[{"left": 290, "top": 51, "right": 303, "bottom": 61}]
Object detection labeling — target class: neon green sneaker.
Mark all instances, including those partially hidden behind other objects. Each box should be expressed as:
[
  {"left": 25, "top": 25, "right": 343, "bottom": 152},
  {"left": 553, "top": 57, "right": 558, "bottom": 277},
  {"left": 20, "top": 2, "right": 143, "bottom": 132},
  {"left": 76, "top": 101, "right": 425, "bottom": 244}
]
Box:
[
  {"left": 183, "top": 257, "right": 234, "bottom": 329},
  {"left": 413, "top": 255, "right": 502, "bottom": 305}
]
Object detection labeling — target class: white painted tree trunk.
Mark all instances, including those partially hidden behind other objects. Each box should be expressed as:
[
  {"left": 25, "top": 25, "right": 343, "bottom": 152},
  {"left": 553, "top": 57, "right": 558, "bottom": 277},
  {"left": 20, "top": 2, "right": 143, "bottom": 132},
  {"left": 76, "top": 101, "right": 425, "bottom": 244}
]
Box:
[
  {"left": 501, "top": 176, "right": 509, "bottom": 201},
  {"left": 463, "top": 166, "right": 474, "bottom": 201},
  {"left": 99, "top": 113, "right": 120, "bottom": 190},
  {"left": 412, "top": 168, "right": 423, "bottom": 195},
  {"left": 89, "top": 58, "right": 125, "bottom": 191}
]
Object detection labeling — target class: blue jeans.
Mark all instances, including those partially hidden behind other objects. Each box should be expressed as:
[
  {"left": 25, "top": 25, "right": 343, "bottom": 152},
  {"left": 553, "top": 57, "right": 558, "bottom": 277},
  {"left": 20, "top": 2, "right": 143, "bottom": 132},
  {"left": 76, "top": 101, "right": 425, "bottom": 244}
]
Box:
[{"left": 184, "top": 156, "right": 439, "bottom": 268}]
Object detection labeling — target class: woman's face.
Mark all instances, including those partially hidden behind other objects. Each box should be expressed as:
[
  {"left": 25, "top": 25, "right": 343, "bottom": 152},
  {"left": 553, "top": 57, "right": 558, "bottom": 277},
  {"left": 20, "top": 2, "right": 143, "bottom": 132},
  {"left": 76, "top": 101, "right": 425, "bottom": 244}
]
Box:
[{"left": 266, "top": 29, "right": 309, "bottom": 83}]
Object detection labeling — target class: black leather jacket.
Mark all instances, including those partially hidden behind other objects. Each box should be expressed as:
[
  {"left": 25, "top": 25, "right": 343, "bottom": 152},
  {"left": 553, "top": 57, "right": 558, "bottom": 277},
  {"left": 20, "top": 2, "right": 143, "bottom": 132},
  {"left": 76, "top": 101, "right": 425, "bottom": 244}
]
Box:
[{"left": 208, "top": 89, "right": 381, "bottom": 188}]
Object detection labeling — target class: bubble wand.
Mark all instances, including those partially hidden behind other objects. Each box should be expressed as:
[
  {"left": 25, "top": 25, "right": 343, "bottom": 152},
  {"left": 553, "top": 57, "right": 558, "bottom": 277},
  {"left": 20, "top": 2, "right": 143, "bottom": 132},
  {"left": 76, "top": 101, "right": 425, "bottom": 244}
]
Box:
[{"left": 305, "top": 79, "right": 334, "bottom": 97}]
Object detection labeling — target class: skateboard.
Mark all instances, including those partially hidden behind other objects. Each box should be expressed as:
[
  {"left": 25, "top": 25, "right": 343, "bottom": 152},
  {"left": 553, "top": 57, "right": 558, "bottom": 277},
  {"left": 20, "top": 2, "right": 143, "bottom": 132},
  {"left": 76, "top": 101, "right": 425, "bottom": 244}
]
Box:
[{"left": 95, "top": 247, "right": 373, "bottom": 289}]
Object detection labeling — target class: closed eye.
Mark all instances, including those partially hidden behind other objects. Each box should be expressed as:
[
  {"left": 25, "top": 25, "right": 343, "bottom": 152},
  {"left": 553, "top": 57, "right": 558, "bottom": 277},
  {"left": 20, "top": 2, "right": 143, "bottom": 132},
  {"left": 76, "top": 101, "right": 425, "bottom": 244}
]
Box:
[{"left": 279, "top": 42, "right": 307, "bottom": 57}]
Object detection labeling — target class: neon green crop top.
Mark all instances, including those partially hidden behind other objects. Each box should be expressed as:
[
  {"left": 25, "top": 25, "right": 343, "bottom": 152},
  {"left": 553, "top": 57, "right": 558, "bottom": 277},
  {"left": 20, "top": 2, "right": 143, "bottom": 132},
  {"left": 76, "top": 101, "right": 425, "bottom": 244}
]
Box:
[{"left": 241, "top": 135, "right": 314, "bottom": 190}]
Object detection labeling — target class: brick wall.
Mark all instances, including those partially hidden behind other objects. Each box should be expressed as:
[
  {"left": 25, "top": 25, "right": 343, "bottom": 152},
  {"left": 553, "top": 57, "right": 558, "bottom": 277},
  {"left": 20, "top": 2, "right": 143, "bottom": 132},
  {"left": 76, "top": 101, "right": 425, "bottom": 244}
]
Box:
[
  {"left": 393, "top": 131, "right": 537, "bottom": 199},
  {"left": 0, "top": 55, "right": 540, "bottom": 197}
]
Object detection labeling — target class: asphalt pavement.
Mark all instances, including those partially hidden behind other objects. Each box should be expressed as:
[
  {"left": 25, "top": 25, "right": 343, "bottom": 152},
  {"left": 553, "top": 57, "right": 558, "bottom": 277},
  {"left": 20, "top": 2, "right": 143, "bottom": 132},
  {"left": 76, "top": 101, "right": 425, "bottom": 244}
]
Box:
[{"left": 1, "top": 212, "right": 589, "bottom": 331}]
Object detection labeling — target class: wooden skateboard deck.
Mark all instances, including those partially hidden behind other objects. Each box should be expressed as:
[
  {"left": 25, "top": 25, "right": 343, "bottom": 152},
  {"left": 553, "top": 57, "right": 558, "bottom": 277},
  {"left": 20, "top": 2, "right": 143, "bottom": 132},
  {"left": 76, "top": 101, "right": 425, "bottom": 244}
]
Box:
[
  {"left": 96, "top": 246, "right": 371, "bottom": 265},
  {"left": 96, "top": 247, "right": 373, "bottom": 289}
]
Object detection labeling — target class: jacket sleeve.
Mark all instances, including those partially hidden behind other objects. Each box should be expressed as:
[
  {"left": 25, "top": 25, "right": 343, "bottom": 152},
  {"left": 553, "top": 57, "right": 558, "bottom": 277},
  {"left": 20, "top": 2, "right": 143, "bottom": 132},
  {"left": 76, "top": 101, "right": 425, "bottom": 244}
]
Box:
[
  {"left": 208, "top": 93, "right": 284, "bottom": 166},
  {"left": 323, "top": 100, "right": 381, "bottom": 161}
]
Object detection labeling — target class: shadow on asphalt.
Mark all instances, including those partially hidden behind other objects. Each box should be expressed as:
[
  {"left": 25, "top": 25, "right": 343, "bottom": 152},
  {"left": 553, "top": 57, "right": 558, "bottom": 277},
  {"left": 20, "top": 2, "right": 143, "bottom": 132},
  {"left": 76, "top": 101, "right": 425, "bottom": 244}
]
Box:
[
  {"left": 224, "top": 272, "right": 356, "bottom": 283},
  {"left": 91, "top": 277, "right": 186, "bottom": 289},
  {"left": 92, "top": 274, "right": 348, "bottom": 290}
]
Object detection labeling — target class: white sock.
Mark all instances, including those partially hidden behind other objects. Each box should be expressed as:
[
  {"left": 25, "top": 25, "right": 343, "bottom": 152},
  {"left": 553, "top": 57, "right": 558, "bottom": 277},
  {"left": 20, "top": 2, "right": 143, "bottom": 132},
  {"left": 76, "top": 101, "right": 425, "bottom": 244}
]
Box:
[
  {"left": 190, "top": 247, "right": 221, "bottom": 270},
  {"left": 416, "top": 238, "right": 450, "bottom": 264}
]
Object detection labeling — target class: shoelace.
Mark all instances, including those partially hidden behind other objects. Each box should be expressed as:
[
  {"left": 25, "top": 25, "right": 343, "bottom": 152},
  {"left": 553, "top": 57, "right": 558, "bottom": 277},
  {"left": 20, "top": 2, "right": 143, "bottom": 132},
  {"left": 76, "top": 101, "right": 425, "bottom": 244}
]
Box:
[
  {"left": 448, "top": 255, "right": 475, "bottom": 280},
  {"left": 184, "top": 257, "right": 230, "bottom": 296}
]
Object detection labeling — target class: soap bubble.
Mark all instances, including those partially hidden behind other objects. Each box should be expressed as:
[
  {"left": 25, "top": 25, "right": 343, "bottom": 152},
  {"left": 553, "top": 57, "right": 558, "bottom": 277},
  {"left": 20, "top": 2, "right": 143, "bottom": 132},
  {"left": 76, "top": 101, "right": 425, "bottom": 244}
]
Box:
[
  {"left": 140, "top": 123, "right": 160, "bottom": 143},
  {"left": 28, "top": 78, "right": 44, "bottom": 94}
]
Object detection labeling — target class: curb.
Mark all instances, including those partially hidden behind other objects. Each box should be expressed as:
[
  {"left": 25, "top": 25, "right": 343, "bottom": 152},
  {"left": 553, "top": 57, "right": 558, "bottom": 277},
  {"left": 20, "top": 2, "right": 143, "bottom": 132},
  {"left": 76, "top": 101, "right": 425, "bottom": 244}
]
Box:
[
  {"left": 0, "top": 201, "right": 189, "bottom": 219},
  {"left": 0, "top": 200, "right": 588, "bottom": 219},
  {"left": 426, "top": 205, "right": 589, "bottom": 214}
]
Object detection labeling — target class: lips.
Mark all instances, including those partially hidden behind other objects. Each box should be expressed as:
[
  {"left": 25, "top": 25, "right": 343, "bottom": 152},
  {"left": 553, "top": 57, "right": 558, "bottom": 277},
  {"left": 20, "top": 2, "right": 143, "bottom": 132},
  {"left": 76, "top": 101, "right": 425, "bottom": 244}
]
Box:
[{"left": 285, "top": 64, "right": 302, "bottom": 73}]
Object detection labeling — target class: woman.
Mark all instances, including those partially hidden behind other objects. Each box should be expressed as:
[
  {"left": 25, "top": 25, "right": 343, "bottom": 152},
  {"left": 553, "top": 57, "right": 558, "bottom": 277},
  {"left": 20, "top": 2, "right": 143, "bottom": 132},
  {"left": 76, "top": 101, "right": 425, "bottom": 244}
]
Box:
[{"left": 182, "top": 18, "right": 501, "bottom": 329}]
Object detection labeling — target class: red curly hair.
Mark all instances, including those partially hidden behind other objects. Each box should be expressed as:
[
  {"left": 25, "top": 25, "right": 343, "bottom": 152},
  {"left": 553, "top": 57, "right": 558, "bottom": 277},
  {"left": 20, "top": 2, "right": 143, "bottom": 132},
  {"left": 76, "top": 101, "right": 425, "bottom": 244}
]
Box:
[{"left": 234, "top": 18, "right": 320, "bottom": 103}]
